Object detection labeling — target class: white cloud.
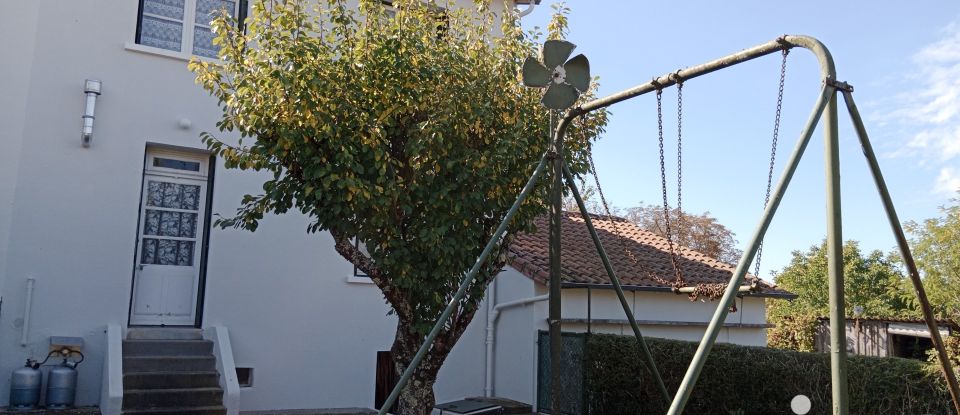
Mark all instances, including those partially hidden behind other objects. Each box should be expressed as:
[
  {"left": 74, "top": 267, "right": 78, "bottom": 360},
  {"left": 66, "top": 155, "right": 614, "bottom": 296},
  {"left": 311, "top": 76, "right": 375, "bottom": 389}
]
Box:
[
  {"left": 934, "top": 167, "right": 960, "bottom": 196},
  {"left": 880, "top": 20, "right": 960, "bottom": 191}
]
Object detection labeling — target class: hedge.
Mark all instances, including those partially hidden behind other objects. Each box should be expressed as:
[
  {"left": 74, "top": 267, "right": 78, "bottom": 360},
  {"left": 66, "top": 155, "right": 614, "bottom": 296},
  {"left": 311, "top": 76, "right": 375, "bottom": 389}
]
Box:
[{"left": 584, "top": 334, "right": 952, "bottom": 415}]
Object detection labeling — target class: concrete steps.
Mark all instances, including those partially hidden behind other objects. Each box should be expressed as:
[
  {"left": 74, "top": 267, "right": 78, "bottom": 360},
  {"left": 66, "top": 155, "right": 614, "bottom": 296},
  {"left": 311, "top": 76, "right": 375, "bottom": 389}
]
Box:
[
  {"left": 122, "top": 406, "right": 227, "bottom": 415},
  {"left": 122, "top": 331, "right": 224, "bottom": 415},
  {"left": 123, "top": 387, "right": 223, "bottom": 408},
  {"left": 123, "top": 355, "right": 217, "bottom": 373},
  {"left": 123, "top": 339, "right": 214, "bottom": 356},
  {"left": 127, "top": 328, "right": 203, "bottom": 340},
  {"left": 123, "top": 371, "right": 220, "bottom": 389}
]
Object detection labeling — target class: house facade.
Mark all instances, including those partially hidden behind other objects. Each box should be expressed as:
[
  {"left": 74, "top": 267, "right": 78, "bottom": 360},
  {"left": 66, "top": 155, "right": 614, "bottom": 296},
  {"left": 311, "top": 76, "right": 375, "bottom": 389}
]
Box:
[{"left": 0, "top": 1, "right": 786, "bottom": 413}]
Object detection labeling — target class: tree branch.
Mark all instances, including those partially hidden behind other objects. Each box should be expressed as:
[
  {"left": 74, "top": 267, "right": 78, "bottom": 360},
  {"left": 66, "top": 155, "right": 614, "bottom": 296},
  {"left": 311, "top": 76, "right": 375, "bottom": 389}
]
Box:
[{"left": 330, "top": 229, "right": 412, "bottom": 321}]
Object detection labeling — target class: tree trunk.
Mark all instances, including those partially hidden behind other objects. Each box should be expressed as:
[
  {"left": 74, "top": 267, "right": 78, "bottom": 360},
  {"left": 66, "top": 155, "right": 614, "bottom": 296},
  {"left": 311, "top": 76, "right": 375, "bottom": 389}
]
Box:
[
  {"left": 390, "top": 320, "right": 446, "bottom": 415},
  {"left": 396, "top": 375, "right": 436, "bottom": 415}
]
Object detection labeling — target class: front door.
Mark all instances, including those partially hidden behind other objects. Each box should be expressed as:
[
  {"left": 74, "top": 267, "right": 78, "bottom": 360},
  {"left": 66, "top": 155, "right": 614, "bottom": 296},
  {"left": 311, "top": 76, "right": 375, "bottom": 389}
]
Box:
[{"left": 130, "top": 150, "right": 209, "bottom": 326}]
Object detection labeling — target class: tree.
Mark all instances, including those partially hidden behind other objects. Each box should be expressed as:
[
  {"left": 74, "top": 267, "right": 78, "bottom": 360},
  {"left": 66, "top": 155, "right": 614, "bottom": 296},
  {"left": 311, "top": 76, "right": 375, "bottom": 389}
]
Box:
[
  {"left": 766, "top": 240, "right": 914, "bottom": 351},
  {"left": 189, "top": 1, "right": 607, "bottom": 413},
  {"left": 561, "top": 181, "right": 603, "bottom": 214},
  {"left": 905, "top": 193, "right": 960, "bottom": 320},
  {"left": 623, "top": 204, "right": 743, "bottom": 265}
]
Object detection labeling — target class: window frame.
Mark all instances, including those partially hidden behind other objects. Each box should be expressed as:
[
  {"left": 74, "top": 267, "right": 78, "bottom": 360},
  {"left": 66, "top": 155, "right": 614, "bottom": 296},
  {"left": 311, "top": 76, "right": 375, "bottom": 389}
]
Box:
[
  {"left": 134, "top": 0, "right": 248, "bottom": 60},
  {"left": 346, "top": 237, "right": 375, "bottom": 284},
  {"left": 145, "top": 149, "right": 210, "bottom": 179}
]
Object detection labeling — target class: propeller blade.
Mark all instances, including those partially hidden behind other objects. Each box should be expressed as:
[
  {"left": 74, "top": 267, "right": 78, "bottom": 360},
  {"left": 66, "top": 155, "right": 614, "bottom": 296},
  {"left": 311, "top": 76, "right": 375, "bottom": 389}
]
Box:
[
  {"left": 541, "top": 83, "right": 579, "bottom": 110},
  {"left": 564, "top": 54, "right": 590, "bottom": 92},
  {"left": 522, "top": 57, "right": 552, "bottom": 88},
  {"left": 541, "top": 40, "right": 576, "bottom": 69}
]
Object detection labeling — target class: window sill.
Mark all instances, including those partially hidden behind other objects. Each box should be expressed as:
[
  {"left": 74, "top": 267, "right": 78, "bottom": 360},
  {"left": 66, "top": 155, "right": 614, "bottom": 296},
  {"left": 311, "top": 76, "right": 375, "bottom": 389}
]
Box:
[
  {"left": 346, "top": 275, "right": 375, "bottom": 285},
  {"left": 124, "top": 41, "right": 221, "bottom": 64}
]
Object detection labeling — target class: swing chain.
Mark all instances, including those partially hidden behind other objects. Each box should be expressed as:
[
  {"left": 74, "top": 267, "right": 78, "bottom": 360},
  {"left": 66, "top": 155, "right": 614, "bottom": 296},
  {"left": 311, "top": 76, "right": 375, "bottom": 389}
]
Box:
[
  {"left": 753, "top": 48, "right": 789, "bottom": 278},
  {"left": 582, "top": 118, "right": 676, "bottom": 289},
  {"left": 657, "top": 86, "right": 685, "bottom": 288},
  {"left": 675, "top": 78, "right": 684, "bottom": 249}
]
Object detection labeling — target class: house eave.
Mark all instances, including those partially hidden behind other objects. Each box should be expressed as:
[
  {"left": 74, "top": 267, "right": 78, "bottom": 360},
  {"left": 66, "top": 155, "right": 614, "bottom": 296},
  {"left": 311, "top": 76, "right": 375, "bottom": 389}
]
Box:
[
  {"left": 559, "top": 281, "right": 798, "bottom": 300},
  {"left": 558, "top": 317, "right": 774, "bottom": 329}
]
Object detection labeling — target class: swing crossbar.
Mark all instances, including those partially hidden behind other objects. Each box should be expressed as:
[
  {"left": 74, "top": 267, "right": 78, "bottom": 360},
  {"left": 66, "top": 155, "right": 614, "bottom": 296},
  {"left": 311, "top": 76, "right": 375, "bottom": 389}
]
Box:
[{"left": 567, "top": 36, "right": 833, "bottom": 117}]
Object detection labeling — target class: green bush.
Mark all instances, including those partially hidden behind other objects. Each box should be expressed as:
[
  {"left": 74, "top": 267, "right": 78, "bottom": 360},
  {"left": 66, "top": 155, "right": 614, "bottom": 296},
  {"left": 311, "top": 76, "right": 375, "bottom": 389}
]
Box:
[{"left": 584, "top": 334, "right": 951, "bottom": 415}]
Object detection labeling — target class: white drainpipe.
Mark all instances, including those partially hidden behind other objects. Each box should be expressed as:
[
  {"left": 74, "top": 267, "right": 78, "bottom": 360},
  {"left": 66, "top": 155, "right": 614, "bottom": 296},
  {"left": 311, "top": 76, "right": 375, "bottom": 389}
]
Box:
[
  {"left": 20, "top": 277, "right": 35, "bottom": 347},
  {"left": 484, "top": 293, "right": 549, "bottom": 397},
  {"left": 506, "top": 0, "right": 537, "bottom": 18}
]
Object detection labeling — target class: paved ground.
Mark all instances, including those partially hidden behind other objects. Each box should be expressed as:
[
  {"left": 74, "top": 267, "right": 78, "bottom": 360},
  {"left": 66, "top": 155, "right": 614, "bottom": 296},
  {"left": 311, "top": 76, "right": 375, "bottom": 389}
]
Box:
[
  {"left": 0, "top": 408, "right": 100, "bottom": 414},
  {"left": 240, "top": 409, "right": 376, "bottom": 415},
  {"left": 0, "top": 407, "right": 378, "bottom": 415}
]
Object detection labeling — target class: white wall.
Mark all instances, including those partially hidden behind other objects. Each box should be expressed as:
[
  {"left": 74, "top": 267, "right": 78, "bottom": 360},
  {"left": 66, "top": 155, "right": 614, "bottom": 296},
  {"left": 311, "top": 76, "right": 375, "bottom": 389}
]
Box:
[
  {"left": 488, "top": 267, "right": 538, "bottom": 404},
  {"left": 549, "top": 288, "right": 769, "bottom": 346},
  {"left": 0, "top": 0, "right": 41, "bottom": 301},
  {"left": 0, "top": 0, "right": 510, "bottom": 409}
]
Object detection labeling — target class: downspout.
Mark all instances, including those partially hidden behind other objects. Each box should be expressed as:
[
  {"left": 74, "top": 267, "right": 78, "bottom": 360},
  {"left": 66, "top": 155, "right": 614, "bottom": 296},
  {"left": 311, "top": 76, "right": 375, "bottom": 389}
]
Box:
[
  {"left": 505, "top": 0, "right": 536, "bottom": 18},
  {"left": 484, "top": 278, "right": 497, "bottom": 395},
  {"left": 515, "top": 1, "right": 536, "bottom": 18},
  {"left": 484, "top": 294, "right": 549, "bottom": 397},
  {"left": 20, "top": 277, "right": 35, "bottom": 347}
]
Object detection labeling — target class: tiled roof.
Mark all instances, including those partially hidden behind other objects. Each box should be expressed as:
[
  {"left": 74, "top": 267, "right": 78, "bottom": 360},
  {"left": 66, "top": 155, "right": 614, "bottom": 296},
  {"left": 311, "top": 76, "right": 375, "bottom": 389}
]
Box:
[{"left": 507, "top": 211, "right": 794, "bottom": 298}]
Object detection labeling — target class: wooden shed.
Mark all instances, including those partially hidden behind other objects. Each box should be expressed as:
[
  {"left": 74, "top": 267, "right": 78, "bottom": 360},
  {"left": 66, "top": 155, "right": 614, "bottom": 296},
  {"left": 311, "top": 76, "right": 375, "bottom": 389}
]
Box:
[{"left": 815, "top": 317, "right": 956, "bottom": 360}]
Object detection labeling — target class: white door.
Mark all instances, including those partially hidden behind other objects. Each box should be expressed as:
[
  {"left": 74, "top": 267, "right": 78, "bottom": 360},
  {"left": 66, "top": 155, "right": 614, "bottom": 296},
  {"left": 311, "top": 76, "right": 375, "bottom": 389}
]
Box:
[{"left": 130, "top": 151, "right": 209, "bottom": 326}]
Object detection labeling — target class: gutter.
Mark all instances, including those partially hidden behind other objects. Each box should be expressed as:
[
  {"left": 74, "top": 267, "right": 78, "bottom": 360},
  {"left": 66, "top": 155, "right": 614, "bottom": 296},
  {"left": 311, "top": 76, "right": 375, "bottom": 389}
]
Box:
[
  {"left": 508, "top": 0, "right": 537, "bottom": 18},
  {"left": 560, "top": 282, "right": 798, "bottom": 300},
  {"left": 484, "top": 294, "right": 548, "bottom": 397}
]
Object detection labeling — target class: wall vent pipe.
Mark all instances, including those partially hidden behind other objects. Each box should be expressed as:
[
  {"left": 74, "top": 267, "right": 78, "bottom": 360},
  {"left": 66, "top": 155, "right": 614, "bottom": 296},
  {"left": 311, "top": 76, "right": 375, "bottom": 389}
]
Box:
[
  {"left": 20, "top": 278, "right": 35, "bottom": 347},
  {"left": 81, "top": 79, "right": 102, "bottom": 148}
]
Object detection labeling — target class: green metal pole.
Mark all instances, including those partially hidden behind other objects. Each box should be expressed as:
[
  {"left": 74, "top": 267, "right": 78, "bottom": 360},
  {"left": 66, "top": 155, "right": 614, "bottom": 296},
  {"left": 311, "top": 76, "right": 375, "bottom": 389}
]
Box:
[
  {"left": 665, "top": 84, "right": 835, "bottom": 415},
  {"left": 562, "top": 163, "right": 671, "bottom": 403},
  {"left": 823, "top": 87, "right": 848, "bottom": 415},
  {"left": 377, "top": 153, "right": 551, "bottom": 415},
  {"left": 549, "top": 111, "right": 564, "bottom": 414},
  {"left": 841, "top": 90, "right": 960, "bottom": 414}
]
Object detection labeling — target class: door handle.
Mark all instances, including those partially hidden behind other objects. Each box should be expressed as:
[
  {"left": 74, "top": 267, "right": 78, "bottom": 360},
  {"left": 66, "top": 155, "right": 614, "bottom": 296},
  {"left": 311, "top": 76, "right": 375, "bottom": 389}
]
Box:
[{"left": 137, "top": 264, "right": 145, "bottom": 271}]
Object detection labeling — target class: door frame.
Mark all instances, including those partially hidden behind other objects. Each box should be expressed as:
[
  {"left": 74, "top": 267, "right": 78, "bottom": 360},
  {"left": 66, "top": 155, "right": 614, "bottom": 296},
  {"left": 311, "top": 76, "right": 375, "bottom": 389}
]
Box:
[{"left": 128, "top": 145, "right": 215, "bottom": 328}]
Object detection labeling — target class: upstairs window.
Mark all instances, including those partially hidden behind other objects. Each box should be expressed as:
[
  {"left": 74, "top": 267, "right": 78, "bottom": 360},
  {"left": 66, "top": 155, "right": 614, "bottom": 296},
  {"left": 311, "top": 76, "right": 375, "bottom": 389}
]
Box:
[{"left": 136, "top": 0, "right": 248, "bottom": 59}]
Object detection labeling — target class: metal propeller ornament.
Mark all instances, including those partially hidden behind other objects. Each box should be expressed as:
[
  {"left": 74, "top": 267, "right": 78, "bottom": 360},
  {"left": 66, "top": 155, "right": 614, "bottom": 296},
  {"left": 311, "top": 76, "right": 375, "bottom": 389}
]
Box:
[{"left": 523, "top": 40, "right": 590, "bottom": 110}]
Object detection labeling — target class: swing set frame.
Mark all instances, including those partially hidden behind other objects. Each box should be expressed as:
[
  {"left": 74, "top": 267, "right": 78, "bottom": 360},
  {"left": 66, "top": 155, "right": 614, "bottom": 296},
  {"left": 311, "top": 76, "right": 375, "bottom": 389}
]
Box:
[{"left": 377, "top": 34, "right": 960, "bottom": 415}]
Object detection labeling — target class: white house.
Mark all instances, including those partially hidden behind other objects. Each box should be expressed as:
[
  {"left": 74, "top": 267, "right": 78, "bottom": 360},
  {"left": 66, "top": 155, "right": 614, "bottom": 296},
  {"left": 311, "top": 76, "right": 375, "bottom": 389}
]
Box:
[{"left": 0, "top": 1, "right": 791, "bottom": 413}]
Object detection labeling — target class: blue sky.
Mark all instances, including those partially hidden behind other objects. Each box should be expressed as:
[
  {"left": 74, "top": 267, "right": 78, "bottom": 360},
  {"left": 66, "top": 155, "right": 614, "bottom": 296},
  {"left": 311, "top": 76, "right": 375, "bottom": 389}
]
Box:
[{"left": 521, "top": 2, "right": 960, "bottom": 280}]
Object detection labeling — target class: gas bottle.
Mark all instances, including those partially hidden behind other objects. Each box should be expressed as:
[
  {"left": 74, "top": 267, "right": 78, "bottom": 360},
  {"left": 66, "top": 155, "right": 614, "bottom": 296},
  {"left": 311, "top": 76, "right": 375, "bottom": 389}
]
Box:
[
  {"left": 45, "top": 360, "right": 78, "bottom": 409},
  {"left": 9, "top": 359, "right": 42, "bottom": 409}
]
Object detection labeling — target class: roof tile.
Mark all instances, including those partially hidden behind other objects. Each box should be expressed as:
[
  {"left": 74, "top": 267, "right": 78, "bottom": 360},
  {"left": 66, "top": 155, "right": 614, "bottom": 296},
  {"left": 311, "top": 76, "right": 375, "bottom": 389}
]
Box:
[{"left": 506, "top": 212, "right": 792, "bottom": 297}]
